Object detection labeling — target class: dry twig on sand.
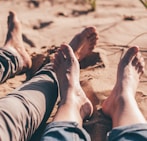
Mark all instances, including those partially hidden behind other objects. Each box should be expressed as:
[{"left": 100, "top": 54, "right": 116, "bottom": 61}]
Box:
[{"left": 139, "top": 0, "right": 147, "bottom": 8}]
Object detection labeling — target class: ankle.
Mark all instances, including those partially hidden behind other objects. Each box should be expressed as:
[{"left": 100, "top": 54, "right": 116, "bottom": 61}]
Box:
[
  {"left": 60, "top": 93, "right": 93, "bottom": 120},
  {"left": 3, "top": 46, "right": 32, "bottom": 73}
]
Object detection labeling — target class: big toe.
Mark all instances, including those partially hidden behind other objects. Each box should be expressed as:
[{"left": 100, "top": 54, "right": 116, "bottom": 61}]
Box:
[
  {"left": 83, "top": 26, "right": 97, "bottom": 37},
  {"left": 60, "top": 44, "right": 77, "bottom": 61},
  {"left": 121, "top": 46, "right": 139, "bottom": 65}
]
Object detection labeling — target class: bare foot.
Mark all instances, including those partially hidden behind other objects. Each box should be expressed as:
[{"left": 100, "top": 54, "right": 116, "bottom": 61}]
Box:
[
  {"left": 69, "top": 26, "right": 98, "bottom": 61},
  {"left": 53, "top": 44, "right": 93, "bottom": 121},
  {"left": 102, "top": 46, "right": 145, "bottom": 121},
  {"left": 3, "top": 11, "right": 32, "bottom": 73}
]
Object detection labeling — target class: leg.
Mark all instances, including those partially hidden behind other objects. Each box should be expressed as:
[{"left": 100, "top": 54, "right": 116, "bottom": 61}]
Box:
[
  {"left": 102, "top": 46, "right": 147, "bottom": 140},
  {"left": 0, "top": 63, "right": 58, "bottom": 141},
  {"left": 40, "top": 44, "right": 93, "bottom": 141},
  {"left": 0, "top": 11, "right": 58, "bottom": 141},
  {"left": 0, "top": 11, "right": 32, "bottom": 83},
  {"left": 39, "top": 27, "right": 98, "bottom": 141}
]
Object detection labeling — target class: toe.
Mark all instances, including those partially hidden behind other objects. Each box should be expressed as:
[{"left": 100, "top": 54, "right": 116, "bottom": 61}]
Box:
[
  {"left": 60, "top": 44, "right": 76, "bottom": 61},
  {"left": 122, "top": 46, "right": 139, "bottom": 65},
  {"left": 83, "top": 26, "right": 97, "bottom": 37}
]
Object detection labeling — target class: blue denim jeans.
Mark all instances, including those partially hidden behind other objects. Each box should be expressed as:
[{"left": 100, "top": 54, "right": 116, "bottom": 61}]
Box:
[
  {"left": 40, "top": 122, "right": 91, "bottom": 141},
  {"left": 41, "top": 122, "right": 147, "bottom": 141},
  {"left": 107, "top": 123, "right": 147, "bottom": 141}
]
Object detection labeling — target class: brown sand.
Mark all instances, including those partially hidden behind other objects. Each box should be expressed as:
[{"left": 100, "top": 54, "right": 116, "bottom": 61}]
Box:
[{"left": 0, "top": 0, "right": 147, "bottom": 141}]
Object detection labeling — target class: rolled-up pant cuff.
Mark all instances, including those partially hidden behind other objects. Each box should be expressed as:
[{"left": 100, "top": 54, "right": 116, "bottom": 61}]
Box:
[
  {"left": 41, "top": 121, "right": 91, "bottom": 141},
  {"left": 107, "top": 123, "right": 147, "bottom": 141}
]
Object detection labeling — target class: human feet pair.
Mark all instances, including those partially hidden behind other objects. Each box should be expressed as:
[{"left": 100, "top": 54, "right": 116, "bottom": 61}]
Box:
[
  {"left": 53, "top": 44, "right": 146, "bottom": 128},
  {"left": 3, "top": 11, "right": 98, "bottom": 77},
  {"left": 102, "top": 46, "right": 146, "bottom": 127}
]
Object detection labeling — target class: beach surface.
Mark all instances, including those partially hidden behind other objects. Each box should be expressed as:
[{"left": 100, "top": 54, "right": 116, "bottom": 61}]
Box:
[{"left": 0, "top": 0, "right": 147, "bottom": 141}]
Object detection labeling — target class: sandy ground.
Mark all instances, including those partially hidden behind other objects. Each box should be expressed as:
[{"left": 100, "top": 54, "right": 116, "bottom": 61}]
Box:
[{"left": 0, "top": 0, "right": 147, "bottom": 141}]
